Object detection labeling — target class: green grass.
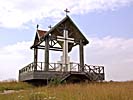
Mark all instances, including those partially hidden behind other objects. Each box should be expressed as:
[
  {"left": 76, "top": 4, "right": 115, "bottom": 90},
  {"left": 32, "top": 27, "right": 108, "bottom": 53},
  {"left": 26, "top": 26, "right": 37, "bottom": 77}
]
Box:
[
  {"left": 0, "top": 81, "right": 133, "bottom": 100},
  {"left": 0, "top": 81, "right": 34, "bottom": 92}
]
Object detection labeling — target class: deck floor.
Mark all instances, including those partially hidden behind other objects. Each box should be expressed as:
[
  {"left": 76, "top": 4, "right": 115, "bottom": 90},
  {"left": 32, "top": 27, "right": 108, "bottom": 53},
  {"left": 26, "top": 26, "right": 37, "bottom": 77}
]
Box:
[
  {"left": 19, "top": 63, "right": 104, "bottom": 84},
  {"left": 19, "top": 71, "right": 104, "bottom": 84}
]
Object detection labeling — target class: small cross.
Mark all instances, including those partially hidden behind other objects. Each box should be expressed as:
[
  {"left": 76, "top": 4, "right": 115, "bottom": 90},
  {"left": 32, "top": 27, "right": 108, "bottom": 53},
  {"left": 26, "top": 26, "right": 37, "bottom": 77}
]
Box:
[
  {"left": 64, "top": 8, "right": 70, "bottom": 16},
  {"left": 48, "top": 25, "right": 52, "bottom": 29},
  {"left": 36, "top": 24, "right": 39, "bottom": 29}
]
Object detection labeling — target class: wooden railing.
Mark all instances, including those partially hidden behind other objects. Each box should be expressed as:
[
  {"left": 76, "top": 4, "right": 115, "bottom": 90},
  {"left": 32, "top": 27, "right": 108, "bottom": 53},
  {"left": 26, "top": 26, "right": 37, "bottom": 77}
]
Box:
[
  {"left": 84, "top": 64, "right": 104, "bottom": 81},
  {"left": 19, "top": 63, "right": 34, "bottom": 74},
  {"left": 19, "top": 62, "right": 104, "bottom": 76},
  {"left": 84, "top": 64, "right": 104, "bottom": 74}
]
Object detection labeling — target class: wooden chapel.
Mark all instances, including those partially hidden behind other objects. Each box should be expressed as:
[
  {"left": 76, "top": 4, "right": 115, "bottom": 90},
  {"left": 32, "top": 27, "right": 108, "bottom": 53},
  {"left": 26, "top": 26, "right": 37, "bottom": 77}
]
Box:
[{"left": 19, "top": 15, "right": 104, "bottom": 84}]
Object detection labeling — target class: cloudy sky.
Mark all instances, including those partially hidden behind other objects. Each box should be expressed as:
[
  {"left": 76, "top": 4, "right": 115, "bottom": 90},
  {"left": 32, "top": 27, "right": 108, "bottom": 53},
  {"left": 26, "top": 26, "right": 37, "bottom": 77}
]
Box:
[{"left": 0, "top": 0, "right": 133, "bottom": 81}]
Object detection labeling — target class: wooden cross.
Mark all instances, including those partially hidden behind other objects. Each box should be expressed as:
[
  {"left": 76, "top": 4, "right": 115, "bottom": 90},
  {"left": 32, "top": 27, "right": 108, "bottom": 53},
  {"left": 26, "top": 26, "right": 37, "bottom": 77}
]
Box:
[
  {"left": 57, "top": 29, "right": 74, "bottom": 71},
  {"left": 64, "top": 8, "right": 70, "bottom": 16}
]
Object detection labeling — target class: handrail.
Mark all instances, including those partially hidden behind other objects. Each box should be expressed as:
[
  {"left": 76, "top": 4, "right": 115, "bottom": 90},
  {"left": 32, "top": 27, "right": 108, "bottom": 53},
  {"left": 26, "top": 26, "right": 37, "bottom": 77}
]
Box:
[
  {"left": 84, "top": 64, "right": 104, "bottom": 81},
  {"left": 19, "top": 62, "right": 104, "bottom": 75},
  {"left": 84, "top": 64, "right": 104, "bottom": 74}
]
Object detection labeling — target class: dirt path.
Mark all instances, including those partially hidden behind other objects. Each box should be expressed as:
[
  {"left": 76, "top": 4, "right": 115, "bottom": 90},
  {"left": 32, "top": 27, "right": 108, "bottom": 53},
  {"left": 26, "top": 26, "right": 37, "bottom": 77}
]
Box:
[{"left": 0, "top": 90, "right": 23, "bottom": 94}]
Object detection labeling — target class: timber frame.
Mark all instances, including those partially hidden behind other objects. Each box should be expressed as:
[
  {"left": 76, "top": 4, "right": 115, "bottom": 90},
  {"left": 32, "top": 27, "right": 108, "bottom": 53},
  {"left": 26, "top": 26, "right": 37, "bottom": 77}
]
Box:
[{"left": 19, "top": 15, "right": 105, "bottom": 84}]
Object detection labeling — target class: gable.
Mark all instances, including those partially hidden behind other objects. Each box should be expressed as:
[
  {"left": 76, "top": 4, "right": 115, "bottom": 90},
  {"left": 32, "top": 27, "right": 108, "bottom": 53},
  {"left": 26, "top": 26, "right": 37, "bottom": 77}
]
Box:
[
  {"left": 46, "top": 15, "right": 89, "bottom": 43},
  {"left": 31, "top": 29, "right": 47, "bottom": 48},
  {"left": 31, "top": 15, "right": 89, "bottom": 52},
  {"left": 37, "top": 30, "right": 47, "bottom": 39},
  {"left": 45, "top": 15, "right": 89, "bottom": 51}
]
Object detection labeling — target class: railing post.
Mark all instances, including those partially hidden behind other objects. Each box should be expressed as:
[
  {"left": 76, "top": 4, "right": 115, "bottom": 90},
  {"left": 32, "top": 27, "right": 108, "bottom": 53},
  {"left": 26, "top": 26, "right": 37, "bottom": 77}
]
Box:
[
  {"left": 103, "top": 66, "right": 104, "bottom": 74},
  {"left": 78, "top": 64, "right": 80, "bottom": 72},
  {"left": 54, "top": 63, "right": 56, "bottom": 70},
  {"left": 70, "top": 63, "right": 72, "bottom": 71},
  {"left": 41, "top": 62, "right": 42, "bottom": 70},
  {"left": 98, "top": 67, "right": 100, "bottom": 73}
]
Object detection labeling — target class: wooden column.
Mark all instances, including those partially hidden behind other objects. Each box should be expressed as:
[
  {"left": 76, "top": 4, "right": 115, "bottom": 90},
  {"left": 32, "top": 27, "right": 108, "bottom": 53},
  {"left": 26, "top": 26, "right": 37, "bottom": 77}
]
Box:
[
  {"left": 45, "top": 35, "right": 49, "bottom": 71},
  {"left": 79, "top": 40, "right": 84, "bottom": 71},
  {"left": 34, "top": 48, "right": 38, "bottom": 71}
]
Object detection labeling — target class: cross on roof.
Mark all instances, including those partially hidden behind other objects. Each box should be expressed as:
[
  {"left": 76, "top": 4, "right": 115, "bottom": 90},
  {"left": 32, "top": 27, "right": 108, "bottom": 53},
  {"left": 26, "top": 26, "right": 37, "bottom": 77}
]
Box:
[
  {"left": 48, "top": 25, "right": 52, "bottom": 29},
  {"left": 36, "top": 24, "right": 39, "bottom": 29},
  {"left": 64, "top": 8, "right": 70, "bottom": 16}
]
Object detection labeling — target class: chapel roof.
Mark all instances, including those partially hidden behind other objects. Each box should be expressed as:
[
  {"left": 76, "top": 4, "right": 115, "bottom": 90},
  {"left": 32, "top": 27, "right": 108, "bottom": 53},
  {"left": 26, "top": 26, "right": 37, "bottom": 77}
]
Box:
[
  {"left": 37, "top": 30, "right": 47, "bottom": 38},
  {"left": 31, "top": 15, "right": 89, "bottom": 52},
  {"left": 46, "top": 15, "right": 89, "bottom": 45}
]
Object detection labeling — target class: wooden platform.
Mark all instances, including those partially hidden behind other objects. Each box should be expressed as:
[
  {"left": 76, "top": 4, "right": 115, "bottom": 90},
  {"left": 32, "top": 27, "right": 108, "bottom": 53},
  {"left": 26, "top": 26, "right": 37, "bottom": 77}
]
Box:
[{"left": 19, "top": 62, "right": 104, "bottom": 84}]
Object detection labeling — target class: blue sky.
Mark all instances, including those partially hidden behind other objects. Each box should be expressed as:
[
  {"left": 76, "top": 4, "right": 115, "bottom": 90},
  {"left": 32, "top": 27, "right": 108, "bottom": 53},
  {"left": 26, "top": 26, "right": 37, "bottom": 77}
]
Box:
[
  {"left": 1, "top": 3, "right": 133, "bottom": 46},
  {"left": 0, "top": 0, "right": 133, "bottom": 81}
]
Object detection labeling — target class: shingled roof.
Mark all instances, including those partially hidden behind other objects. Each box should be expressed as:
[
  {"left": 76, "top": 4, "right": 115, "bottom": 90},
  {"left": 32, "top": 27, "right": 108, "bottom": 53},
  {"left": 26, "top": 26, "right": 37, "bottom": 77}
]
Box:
[
  {"left": 32, "top": 30, "right": 47, "bottom": 47},
  {"left": 37, "top": 30, "right": 47, "bottom": 39}
]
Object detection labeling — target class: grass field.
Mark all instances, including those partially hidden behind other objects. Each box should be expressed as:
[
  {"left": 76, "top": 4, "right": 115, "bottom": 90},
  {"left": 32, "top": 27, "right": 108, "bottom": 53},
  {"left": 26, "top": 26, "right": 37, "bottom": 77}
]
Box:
[{"left": 0, "top": 81, "right": 133, "bottom": 100}]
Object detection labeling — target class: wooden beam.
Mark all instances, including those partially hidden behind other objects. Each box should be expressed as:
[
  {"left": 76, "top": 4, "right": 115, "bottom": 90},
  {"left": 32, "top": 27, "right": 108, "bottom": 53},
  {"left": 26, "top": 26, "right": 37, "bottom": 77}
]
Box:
[
  {"left": 45, "top": 35, "right": 49, "bottom": 71},
  {"left": 38, "top": 45, "right": 63, "bottom": 51},
  {"left": 38, "top": 47, "right": 62, "bottom": 51},
  {"left": 34, "top": 48, "right": 38, "bottom": 71},
  {"left": 79, "top": 40, "right": 84, "bottom": 72}
]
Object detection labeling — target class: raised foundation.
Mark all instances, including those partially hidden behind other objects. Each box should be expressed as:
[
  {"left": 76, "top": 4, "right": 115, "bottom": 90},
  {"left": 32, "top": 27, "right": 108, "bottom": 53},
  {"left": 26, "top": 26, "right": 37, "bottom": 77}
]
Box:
[{"left": 19, "top": 62, "right": 104, "bottom": 85}]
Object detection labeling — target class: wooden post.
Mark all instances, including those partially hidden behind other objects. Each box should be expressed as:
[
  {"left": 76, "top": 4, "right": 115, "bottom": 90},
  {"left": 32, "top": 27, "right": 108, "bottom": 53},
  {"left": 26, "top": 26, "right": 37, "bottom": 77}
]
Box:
[
  {"left": 103, "top": 67, "right": 105, "bottom": 80},
  {"left": 79, "top": 40, "right": 84, "bottom": 71},
  {"left": 34, "top": 48, "right": 38, "bottom": 71},
  {"left": 45, "top": 35, "right": 49, "bottom": 71}
]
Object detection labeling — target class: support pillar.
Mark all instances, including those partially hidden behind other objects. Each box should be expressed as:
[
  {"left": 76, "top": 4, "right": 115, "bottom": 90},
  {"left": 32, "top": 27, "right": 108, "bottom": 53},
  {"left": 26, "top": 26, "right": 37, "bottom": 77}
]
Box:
[
  {"left": 45, "top": 35, "right": 49, "bottom": 71},
  {"left": 79, "top": 40, "right": 84, "bottom": 71},
  {"left": 34, "top": 48, "right": 38, "bottom": 71}
]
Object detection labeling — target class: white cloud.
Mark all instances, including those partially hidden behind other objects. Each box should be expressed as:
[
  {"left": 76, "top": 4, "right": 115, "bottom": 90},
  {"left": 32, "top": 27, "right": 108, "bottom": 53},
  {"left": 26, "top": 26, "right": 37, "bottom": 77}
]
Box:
[
  {"left": 0, "top": 0, "right": 133, "bottom": 28},
  {"left": 0, "top": 36, "right": 133, "bottom": 81},
  {"left": 0, "top": 41, "right": 33, "bottom": 80},
  {"left": 85, "top": 36, "right": 133, "bottom": 81}
]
